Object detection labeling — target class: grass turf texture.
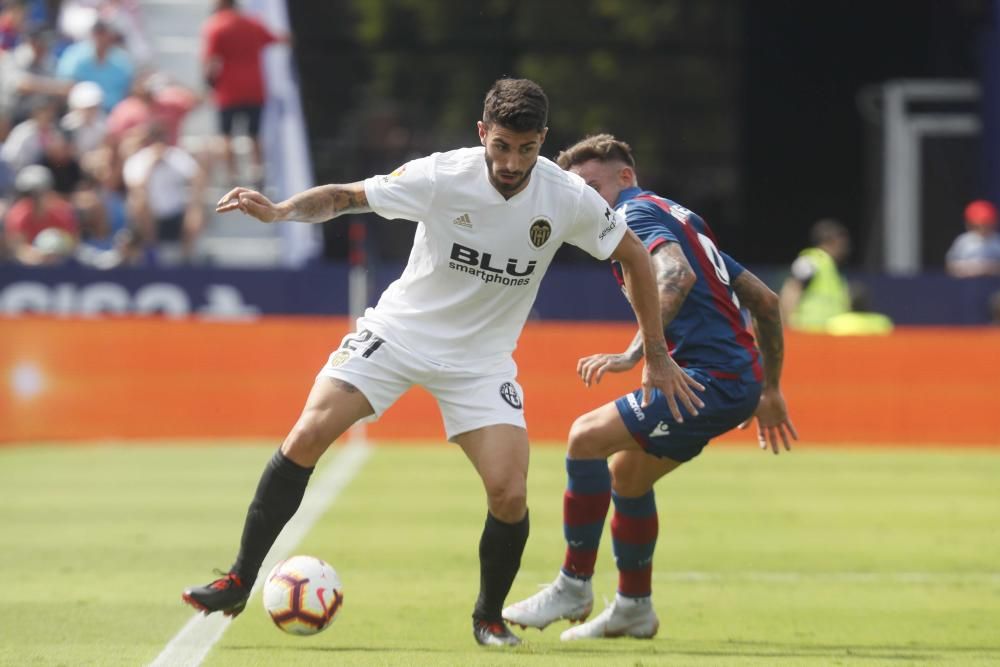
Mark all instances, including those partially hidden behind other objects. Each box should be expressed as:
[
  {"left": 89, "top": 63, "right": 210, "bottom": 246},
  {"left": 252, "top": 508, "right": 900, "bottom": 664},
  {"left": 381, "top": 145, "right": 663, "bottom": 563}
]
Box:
[{"left": 1, "top": 443, "right": 998, "bottom": 666}]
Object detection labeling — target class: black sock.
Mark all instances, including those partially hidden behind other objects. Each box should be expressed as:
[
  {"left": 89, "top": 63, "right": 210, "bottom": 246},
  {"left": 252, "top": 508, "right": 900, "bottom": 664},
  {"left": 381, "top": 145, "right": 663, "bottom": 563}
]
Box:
[
  {"left": 473, "top": 510, "right": 530, "bottom": 623},
  {"left": 230, "top": 450, "right": 313, "bottom": 586}
]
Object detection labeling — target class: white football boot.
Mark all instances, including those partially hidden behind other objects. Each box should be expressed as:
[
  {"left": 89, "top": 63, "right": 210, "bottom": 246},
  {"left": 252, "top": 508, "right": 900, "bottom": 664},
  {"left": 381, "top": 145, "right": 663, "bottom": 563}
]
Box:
[
  {"left": 559, "top": 594, "right": 659, "bottom": 640},
  {"left": 502, "top": 572, "right": 594, "bottom": 630}
]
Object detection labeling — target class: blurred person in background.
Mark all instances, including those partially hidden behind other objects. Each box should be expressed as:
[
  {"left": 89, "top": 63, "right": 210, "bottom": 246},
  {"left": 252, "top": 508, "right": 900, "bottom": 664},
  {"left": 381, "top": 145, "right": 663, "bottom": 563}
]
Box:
[
  {"left": 60, "top": 0, "right": 151, "bottom": 65},
  {"left": 40, "top": 127, "right": 83, "bottom": 194},
  {"left": 121, "top": 123, "right": 205, "bottom": 264},
  {"left": 56, "top": 17, "right": 133, "bottom": 112},
  {"left": 201, "top": 0, "right": 287, "bottom": 186},
  {"left": 107, "top": 70, "right": 199, "bottom": 147},
  {"left": 0, "top": 95, "right": 58, "bottom": 173},
  {"left": 503, "top": 134, "right": 796, "bottom": 640},
  {"left": 61, "top": 80, "right": 107, "bottom": 155},
  {"left": 0, "top": 0, "right": 27, "bottom": 51},
  {"left": 945, "top": 199, "right": 1000, "bottom": 278},
  {"left": 0, "top": 23, "right": 70, "bottom": 127},
  {"left": 780, "top": 219, "right": 891, "bottom": 335},
  {"left": 3, "top": 163, "right": 78, "bottom": 264},
  {"left": 780, "top": 218, "right": 851, "bottom": 331}
]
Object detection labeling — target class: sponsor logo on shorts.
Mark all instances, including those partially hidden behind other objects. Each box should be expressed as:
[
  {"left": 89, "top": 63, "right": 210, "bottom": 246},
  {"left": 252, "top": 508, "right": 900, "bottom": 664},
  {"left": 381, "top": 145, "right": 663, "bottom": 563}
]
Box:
[
  {"left": 649, "top": 421, "right": 671, "bottom": 438},
  {"left": 626, "top": 393, "right": 645, "bottom": 421},
  {"left": 528, "top": 217, "right": 552, "bottom": 249},
  {"left": 499, "top": 382, "right": 522, "bottom": 409},
  {"left": 328, "top": 350, "right": 351, "bottom": 368}
]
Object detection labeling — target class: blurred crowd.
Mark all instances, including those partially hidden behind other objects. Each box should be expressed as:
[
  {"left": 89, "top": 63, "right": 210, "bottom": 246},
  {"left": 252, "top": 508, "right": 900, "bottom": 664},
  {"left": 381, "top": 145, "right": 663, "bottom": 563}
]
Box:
[{"left": 0, "top": 0, "right": 209, "bottom": 267}]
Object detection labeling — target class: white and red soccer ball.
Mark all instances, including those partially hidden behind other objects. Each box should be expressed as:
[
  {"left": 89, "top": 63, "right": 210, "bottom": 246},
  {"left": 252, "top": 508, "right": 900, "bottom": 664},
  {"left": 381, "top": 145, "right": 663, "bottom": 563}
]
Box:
[{"left": 262, "top": 555, "right": 343, "bottom": 635}]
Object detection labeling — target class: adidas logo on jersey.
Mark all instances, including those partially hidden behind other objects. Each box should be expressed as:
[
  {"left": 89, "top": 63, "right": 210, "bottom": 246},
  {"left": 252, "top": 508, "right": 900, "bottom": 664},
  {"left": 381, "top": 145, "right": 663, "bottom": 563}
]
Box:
[{"left": 452, "top": 213, "right": 472, "bottom": 228}]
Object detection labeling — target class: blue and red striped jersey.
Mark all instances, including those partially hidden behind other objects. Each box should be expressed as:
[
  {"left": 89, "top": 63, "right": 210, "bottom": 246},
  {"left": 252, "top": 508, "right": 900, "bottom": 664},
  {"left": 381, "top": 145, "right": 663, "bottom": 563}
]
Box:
[{"left": 611, "top": 187, "right": 763, "bottom": 383}]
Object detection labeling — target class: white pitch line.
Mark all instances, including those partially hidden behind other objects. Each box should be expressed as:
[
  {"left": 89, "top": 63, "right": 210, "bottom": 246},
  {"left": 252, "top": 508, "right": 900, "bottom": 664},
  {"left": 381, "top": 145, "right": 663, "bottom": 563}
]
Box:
[
  {"left": 149, "top": 440, "right": 372, "bottom": 667},
  {"left": 654, "top": 571, "right": 1000, "bottom": 584}
]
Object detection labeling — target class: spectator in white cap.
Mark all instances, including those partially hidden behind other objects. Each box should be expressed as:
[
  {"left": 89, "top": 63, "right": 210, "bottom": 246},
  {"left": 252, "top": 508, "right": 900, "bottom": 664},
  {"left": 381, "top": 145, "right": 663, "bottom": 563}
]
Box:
[
  {"left": 3, "top": 164, "right": 79, "bottom": 264},
  {"left": 62, "top": 80, "right": 107, "bottom": 155}
]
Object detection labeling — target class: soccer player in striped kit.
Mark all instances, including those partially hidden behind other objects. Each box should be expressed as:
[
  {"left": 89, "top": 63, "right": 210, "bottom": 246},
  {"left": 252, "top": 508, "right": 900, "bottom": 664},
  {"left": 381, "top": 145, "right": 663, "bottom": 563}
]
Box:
[{"left": 504, "top": 134, "right": 797, "bottom": 640}]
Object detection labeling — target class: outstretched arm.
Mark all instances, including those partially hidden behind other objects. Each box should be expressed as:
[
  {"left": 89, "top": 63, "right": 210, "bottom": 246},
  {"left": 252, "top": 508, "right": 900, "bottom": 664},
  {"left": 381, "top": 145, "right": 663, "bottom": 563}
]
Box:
[
  {"left": 216, "top": 183, "right": 372, "bottom": 223},
  {"left": 732, "top": 269, "right": 798, "bottom": 453}
]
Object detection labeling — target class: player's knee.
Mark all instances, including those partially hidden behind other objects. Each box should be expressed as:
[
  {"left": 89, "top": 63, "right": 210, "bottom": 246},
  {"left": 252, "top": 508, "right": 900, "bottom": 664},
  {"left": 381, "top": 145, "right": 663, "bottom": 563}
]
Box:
[
  {"left": 485, "top": 481, "right": 527, "bottom": 523},
  {"left": 281, "top": 420, "right": 332, "bottom": 463},
  {"left": 567, "top": 413, "right": 607, "bottom": 459},
  {"left": 609, "top": 459, "right": 653, "bottom": 497}
]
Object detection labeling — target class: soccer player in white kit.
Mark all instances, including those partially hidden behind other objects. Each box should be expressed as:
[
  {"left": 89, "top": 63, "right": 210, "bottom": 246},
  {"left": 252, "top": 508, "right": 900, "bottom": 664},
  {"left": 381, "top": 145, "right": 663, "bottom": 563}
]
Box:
[{"left": 182, "top": 78, "right": 705, "bottom": 646}]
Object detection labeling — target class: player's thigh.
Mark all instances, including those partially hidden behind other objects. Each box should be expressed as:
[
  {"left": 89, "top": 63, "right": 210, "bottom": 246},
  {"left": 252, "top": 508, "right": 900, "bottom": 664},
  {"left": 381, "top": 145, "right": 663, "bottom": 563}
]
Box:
[
  {"left": 431, "top": 360, "right": 526, "bottom": 442},
  {"left": 567, "top": 401, "right": 645, "bottom": 460},
  {"left": 618, "top": 373, "right": 761, "bottom": 463},
  {"left": 282, "top": 376, "right": 375, "bottom": 466},
  {"left": 609, "top": 449, "right": 682, "bottom": 497},
  {"left": 453, "top": 424, "right": 529, "bottom": 522}
]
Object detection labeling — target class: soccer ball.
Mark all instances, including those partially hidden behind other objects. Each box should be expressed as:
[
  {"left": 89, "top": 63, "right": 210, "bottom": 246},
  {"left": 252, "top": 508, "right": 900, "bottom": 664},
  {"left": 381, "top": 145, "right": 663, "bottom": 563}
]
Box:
[{"left": 262, "top": 555, "right": 343, "bottom": 635}]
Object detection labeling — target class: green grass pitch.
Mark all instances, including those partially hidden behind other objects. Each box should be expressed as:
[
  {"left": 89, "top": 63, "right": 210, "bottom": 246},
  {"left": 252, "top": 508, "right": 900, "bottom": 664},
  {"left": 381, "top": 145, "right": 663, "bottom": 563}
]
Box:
[{"left": 1, "top": 442, "right": 999, "bottom": 666}]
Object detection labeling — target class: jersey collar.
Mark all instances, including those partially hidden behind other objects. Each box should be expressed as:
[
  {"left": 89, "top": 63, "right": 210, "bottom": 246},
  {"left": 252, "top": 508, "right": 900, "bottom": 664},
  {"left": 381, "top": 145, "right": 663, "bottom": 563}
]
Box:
[{"left": 615, "top": 186, "right": 643, "bottom": 208}]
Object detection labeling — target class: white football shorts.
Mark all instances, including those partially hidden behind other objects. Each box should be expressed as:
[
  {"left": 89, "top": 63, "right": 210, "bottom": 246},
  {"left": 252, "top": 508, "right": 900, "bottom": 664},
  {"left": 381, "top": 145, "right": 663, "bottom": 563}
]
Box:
[{"left": 317, "top": 328, "right": 526, "bottom": 440}]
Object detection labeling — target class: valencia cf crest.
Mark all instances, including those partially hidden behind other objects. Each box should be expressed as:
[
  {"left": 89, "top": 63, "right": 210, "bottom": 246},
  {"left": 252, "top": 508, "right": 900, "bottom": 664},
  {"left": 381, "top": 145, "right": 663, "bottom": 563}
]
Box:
[
  {"left": 499, "top": 382, "right": 523, "bottom": 409},
  {"left": 528, "top": 217, "right": 552, "bottom": 249},
  {"left": 328, "top": 350, "right": 351, "bottom": 368}
]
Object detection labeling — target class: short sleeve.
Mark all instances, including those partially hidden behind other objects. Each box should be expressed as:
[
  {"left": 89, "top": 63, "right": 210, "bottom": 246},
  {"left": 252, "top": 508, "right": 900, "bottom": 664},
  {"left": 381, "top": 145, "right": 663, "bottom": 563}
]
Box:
[
  {"left": 565, "top": 184, "right": 628, "bottom": 260},
  {"left": 622, "top": 200, "right": 678, "bottom": 253},
  {"left": 721, "top": 251, "right": 746, "bottom": 281},
  {"left": 363, "top": 154, "right": 437, "bottom": 222},
  {"left": 790, "top": 255, "right": 817, "bottom": 282}
]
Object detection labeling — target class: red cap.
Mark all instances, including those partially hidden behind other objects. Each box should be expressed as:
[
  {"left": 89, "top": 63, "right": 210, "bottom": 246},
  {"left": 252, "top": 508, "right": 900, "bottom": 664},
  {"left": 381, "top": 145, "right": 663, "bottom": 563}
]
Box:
[{"left": 965, "top": 200, "right": 998, "bottom": 226}]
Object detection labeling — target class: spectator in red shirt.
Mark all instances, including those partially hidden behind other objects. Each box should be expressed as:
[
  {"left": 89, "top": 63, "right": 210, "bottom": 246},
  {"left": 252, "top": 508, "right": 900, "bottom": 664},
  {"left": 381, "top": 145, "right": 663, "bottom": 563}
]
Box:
[
  {"left": 201, "top": 0, "right": 287, "bottom": 186},
  {"left": 106, "top": 71, "right": 199, "bottom": 147},
  {"left": 3, "top": 164, "right": 78, "bottom": 264}
]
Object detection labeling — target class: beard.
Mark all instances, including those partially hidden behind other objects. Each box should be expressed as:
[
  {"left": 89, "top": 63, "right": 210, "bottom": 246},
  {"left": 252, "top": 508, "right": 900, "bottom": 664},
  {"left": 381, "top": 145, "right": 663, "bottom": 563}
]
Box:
[{"left": 484, "top": 153, "right": 535, "bottom": 195}]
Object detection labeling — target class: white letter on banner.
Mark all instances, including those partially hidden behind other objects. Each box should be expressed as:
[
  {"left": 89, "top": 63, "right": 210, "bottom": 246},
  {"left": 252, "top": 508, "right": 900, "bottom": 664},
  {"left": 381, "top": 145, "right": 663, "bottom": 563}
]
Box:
[
  {"left": 78, "top": 283, "right": 130, "bottom": 316},
  {"left": 0, "top": 282, "right": 51, "bottom": 314},
  {"left": 134, "top": 284, "right": 190, "bottom": 318}
]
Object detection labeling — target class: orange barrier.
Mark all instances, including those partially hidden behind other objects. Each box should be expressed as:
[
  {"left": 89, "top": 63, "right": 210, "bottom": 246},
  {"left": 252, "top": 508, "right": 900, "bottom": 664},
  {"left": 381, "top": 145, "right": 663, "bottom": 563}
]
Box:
[{"left": 1, "top": 317, "right": 998, "bottom": 444}]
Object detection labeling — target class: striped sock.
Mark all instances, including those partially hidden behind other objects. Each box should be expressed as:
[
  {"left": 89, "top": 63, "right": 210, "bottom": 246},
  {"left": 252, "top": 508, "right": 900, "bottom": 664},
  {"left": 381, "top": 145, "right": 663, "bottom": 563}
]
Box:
[
  {"left": 561, "top": 458, "right": 611, "bottom": 580},
  {"left": 611, "top": 490, "right": 658, "bottom": 598}
]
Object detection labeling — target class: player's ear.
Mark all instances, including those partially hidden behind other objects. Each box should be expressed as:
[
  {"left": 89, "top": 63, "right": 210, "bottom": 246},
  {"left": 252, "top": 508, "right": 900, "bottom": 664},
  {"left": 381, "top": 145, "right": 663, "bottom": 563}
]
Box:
[
  {"left": 619, "top": 165, "right": 636, "bottom": 187},
  {"left": 539, "top": 127, "right": 548, "bottom": 145},
  {"left": 477, "top": 121, "right": 488, "bottom": 146}
]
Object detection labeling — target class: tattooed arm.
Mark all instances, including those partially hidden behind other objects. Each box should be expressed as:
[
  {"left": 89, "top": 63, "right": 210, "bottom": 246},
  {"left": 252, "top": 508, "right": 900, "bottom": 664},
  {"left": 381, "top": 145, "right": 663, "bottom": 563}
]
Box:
[
  {"left": 215, "top": 182, "right": 371, "bottom": 223},
  {"left": 732, "top": 269, "right": 798, "bottom": 453},
  {"left": 579, "top": 239, "right": 704, "bottom": 419}
]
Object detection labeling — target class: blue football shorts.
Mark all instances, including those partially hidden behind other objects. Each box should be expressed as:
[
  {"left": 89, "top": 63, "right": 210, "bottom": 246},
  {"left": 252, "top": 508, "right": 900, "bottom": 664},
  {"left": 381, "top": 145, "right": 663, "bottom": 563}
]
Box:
[{"left": 615, "top": 368, "right": 762, "bottom": 463}]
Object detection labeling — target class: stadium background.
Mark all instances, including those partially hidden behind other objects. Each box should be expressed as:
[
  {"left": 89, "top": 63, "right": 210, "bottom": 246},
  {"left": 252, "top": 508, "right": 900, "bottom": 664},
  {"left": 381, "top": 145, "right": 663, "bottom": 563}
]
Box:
[{"left": 1, "top": 1, "right": 999, "bottom": 666}]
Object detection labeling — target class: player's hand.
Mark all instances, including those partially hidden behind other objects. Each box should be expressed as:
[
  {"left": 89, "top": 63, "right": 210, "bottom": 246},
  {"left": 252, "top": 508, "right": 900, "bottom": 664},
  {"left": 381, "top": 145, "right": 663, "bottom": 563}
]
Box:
[
  {"left": 642, "top": 347, "right": 705, "bottom": 423},
  {"left": 216, "top": 187, "right": 284, "bottom": 223},
  {"left": 577, "top": 352, "right": 639, "bottom": 386},
  {"left": 739, "top": 387, "right": 798, "bottom": 454}
]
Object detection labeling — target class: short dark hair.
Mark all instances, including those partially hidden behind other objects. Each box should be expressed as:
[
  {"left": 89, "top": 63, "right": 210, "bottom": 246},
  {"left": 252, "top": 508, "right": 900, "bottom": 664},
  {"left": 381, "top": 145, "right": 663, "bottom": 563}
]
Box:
[
  {"left": 810, "top": 218, "right": 849, "bottom": 246},
  {"left": 555, "top": 133, "right": 636, "bottom": 171},
  {"left": 482, "top": 78, "right": 548, "bottom": 133}
]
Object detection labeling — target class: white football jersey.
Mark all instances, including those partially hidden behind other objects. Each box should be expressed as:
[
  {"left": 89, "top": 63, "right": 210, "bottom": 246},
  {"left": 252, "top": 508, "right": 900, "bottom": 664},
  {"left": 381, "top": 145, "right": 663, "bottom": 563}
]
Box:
[{"left": 361, "top": 146, "right": 627, "bottom": 366}]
